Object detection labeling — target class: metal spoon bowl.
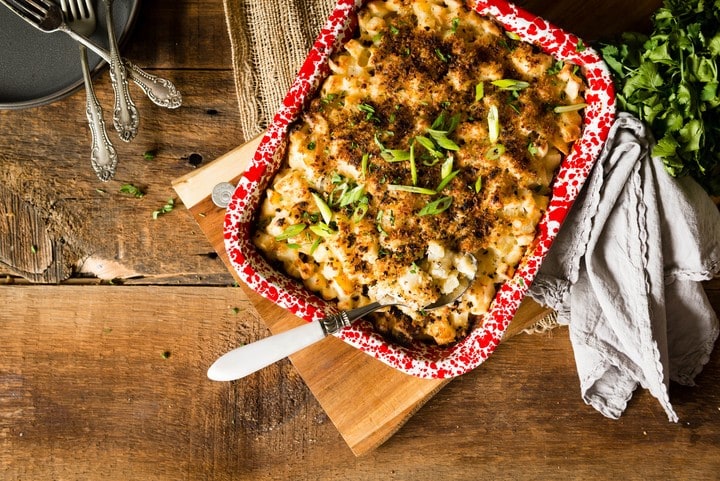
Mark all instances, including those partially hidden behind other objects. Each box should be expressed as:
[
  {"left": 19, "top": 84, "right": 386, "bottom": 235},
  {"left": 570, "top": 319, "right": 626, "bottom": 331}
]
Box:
[{"left": 207, "top": 253, "right": 477, "bottom": 382}]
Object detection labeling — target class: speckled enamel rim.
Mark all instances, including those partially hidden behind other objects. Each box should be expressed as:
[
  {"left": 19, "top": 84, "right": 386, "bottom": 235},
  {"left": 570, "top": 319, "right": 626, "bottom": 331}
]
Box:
[{"left": 224, "top": 0, "right": 616, "bottom": 379}]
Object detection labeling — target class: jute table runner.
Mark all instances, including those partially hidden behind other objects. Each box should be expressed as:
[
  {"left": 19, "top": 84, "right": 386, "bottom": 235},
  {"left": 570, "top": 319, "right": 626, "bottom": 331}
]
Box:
[{"left": 222, "top": 0, "right": 336, "bottom": 142}]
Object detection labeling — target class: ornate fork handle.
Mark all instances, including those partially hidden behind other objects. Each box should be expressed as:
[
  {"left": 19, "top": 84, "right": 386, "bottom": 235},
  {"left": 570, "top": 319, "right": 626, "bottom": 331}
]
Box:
[
  {"left": 319, "top": 302, "right": 386, "bottom": 335},
  {"left": 79, "top": 44, "right": 117, "bottom": 181},
  {"left": 103, "top": 0, "right": 138, "bottom": 142},
  {"left": 125, "top": 60, "right": 182, "bottom": 109}
]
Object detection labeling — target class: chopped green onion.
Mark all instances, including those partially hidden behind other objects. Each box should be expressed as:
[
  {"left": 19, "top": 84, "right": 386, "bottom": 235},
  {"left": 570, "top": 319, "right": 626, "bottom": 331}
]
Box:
[
  {"left": 485, "top": 143, "right": 506, "bottom": 160},
  {"left": 418, "top": 196, "right": 453, "bottom": 216},
  {"left": 505, "top": 31, "right": 521, "bottom": 41},
  {"left": 361, "top": 152, "right": 369, "bottom": 177},
  {"left": 307, "top": 141, "right": 316, "bottom": 150},
  {"left": 435, "top": 48, "right": 449, "bottom": 62},
  {"left": 491, "top": 79, "right": 530, "bottom": 90},
  {"left": 309, "top": 237, "right": 322, "bottom": 254},
  {"left": 440, "top": 156, "right": 454, "bottom": 179},
  {"left": 410, "top": 142, "right": 418, "bottom": 186},
  {"left": 381, "top": 149, "right": 411, "bottom": 162},
  {"left": 339, "top": 185, "right": 366, "bottom": 207},
  {"left": 451, "top": 17, "right": 460, "bottom": 33},
  {"left": 415, "top": 135, "right": 443, "bottom": 157},
  {"left": 311, "top": 193, "right": 333, "bottom": 224},
  {"left": 275, "top": 223, "right": 307, "bottom": 241},
  {"left": 475, "top": 82, "right": 484, "bottom": 102},
  {"left": 436, "top": 170, "right": 459, "bottom": 192},
  {"left": 474, "top": 176, "right": 483, "bottom": 193},
  {"left": 488, "top": 105, "right": 500, "bottom": 143},
  {"left": 427, "top": 129, "right": 460, "bottom": 151},
  {"left": 553, "top": 103, "right": 587, "bottom": 113},
  {"left": 309, "top": 223, "right": 336, "bottom": 238},
  {"left": 352, "top": 201, "right": 369, "bottom": 222},
  {"left": 388, "top": 184, "right": 437, "bottom": 195}
]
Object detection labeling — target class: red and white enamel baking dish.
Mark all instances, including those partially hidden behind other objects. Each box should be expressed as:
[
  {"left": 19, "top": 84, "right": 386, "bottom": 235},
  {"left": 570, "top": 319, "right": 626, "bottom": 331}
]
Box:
[{"left": 223, "top": 0, "right": 615, "bottom": 379}]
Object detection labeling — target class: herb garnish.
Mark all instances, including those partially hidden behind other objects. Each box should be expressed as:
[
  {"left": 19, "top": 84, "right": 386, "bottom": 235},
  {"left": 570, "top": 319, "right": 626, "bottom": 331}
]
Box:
[{"left": 600, "top": 0, "right": 720, "bottom": 194}]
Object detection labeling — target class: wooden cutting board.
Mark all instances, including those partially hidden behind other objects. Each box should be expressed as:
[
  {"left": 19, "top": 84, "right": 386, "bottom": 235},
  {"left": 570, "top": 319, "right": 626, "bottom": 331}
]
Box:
[{"left": 172, "top": 136, "right": 552, "bottom": 456}]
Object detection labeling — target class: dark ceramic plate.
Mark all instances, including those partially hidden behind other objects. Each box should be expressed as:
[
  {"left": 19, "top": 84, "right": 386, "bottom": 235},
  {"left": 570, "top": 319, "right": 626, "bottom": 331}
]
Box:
[{"left": 0, "top": 0, "right": 140, "bottom": 109}]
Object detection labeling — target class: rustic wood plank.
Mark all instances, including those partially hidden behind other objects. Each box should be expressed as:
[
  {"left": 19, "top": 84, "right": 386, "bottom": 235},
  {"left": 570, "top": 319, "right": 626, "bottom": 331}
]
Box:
[
  {"left": 1, "top": 284, "right": 717, "bottom": 480},
  {"left": 0, "top": 68, "right": 243, "bottom": 283},
  {"left": 515, "top": 0, "right": 662, "bottom": 39}
]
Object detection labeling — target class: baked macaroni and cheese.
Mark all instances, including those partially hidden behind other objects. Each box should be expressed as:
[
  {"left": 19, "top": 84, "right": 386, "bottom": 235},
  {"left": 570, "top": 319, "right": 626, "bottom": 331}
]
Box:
[{"left": 253, "top": 0, "right": 586, "bottom": 346}]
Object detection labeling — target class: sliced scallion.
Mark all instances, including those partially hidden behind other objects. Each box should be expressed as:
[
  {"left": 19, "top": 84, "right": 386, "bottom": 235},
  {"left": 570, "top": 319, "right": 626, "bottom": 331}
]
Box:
[
  {"left": 309, "top": 223, "right": 336, "bottom": 238},
  {"left": 475, "top": 82, "right": 484, "bottom": 102},
  {"left": 410, "top": 142, "right": 418, "bottom": 186},
  {"left": 311, "top": 193, "right": 333, "bottom": 224},
  {"left": 491, "top": 79, "right": 530, "bottom": 90},
  {"left": 474, "top": 176, "right": 483, "bottom": 193},
  {"left": 488, "top": 105, "right": 500, "bottom": 143},
  {"left": 553, "top": 103, "right": 587, "bottom": 113},
  {"left": 275, "top": 223, "right": 307, "bottom": 241},
  {"left": 418, "top": 196, "right": 453, "bottom": 216},
  {"left": 388, "top": 184, "right": 437, "bottom": 195},
  {"left": 436, "top": 170, "right": 459, "bottom": 192},
  {"left": 427, "top": 129, "right": 460, "bottom": 151},
  {"left": 485, "top": 143, "right": 506, "bottom": 160},
  {"left": 415, "top": 135, "right": 443, "bottom": 157}
]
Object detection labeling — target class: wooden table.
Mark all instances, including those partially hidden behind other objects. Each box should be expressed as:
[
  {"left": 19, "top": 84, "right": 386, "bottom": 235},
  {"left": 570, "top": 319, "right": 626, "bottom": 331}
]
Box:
[{"left": 1, "top": 0, "right": 719, "bottom": 479}]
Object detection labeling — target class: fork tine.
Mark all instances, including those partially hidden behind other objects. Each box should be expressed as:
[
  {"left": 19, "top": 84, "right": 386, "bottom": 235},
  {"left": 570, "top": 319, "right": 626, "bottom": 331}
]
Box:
[{"left": 0, "top": 0, "right": 45, "bottom": 23}]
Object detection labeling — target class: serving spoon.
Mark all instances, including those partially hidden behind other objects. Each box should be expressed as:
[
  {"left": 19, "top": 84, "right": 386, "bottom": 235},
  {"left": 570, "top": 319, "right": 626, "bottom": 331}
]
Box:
[{"left": 207, "top": 254, "right": 477, "bottom": 382}]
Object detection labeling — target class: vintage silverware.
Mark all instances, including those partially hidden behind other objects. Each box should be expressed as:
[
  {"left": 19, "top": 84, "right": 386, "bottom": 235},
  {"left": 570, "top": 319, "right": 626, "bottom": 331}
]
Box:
[
  {"left": 0, "top": 0, "right": 182, "bottom": 109},
  {"left": 101, "top": 0, "right": 138, "bottom": 142},
  {"left": 207, "top": 254, "right": 477, "bottom": 381},
  {"left": 60, "top": 0, "right": 117, "bottom": 180}
]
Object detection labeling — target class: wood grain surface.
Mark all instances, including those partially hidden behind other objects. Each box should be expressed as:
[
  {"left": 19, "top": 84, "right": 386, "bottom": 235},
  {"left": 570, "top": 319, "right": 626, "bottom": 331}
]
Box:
[{"left": 3, "top": 0, "right": 720, "bottom": 479}]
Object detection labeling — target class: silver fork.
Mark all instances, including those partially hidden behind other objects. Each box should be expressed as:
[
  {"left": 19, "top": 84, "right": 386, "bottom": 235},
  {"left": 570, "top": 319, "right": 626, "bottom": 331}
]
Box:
[
  {"left": 100, "top": 0, "right": 138, "bottom": 142},
  {"left": 0, "top": 0, "right": 182, "bottom": 109},
  {"left": 60, "top": 0, "right": 117, "bottom": 181}
]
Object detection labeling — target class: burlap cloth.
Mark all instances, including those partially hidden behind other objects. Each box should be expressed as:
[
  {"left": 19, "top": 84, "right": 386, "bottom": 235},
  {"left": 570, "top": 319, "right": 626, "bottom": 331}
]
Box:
[{"left": 222, "top": 0, "right": 336, "bottom": 142}]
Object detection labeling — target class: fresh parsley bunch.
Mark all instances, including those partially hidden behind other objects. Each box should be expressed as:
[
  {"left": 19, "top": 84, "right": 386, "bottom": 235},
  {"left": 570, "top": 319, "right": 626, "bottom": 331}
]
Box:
[{"left": 600, "top": 0, "right": 720, "bottom": 195}]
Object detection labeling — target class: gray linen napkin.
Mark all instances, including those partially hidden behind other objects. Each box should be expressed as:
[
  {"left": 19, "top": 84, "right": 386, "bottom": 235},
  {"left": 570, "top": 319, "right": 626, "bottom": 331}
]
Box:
[{"left": 529, "top": 112, "right": 720, "bottom": 422}]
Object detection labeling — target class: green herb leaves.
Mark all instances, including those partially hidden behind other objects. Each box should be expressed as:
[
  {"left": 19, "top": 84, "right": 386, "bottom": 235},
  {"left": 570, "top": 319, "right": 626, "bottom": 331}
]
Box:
[{"left": 600, "top": 0, "right": 720, "bottom": 194}]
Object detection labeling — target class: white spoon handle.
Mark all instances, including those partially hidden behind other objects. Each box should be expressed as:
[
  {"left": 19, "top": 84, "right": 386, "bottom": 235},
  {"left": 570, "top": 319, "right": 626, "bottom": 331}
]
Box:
[{"left": 207, "top": 321, "right": 327, "bottom": 382}]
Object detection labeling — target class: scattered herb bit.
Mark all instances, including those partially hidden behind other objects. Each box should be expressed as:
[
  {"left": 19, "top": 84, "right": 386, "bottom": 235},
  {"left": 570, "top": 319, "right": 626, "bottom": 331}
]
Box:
[
  {"left": 528, "top": 141, "right": 539, "bottom": 156},
  {"left": 436, "top": 169, "right": 460, "bottom": 192},
  {"left": 95, "top": 188, "right": 106, "bottom": 194},
  {"left": 120, "top": 183, "right": 145, "bottom": 198},
  {"left": 231, "top": 307, "right": 240, "bottom": 315},
  {"left": 451, "top": 17, "right": 460, "bottom": 33},
  {"left": 418, "top": 196, "right": 453, "bottom": 216},
  {"left": 143, "top": 150, "right": 156, "bottom": 161},
  {"left": 30, "top": 244, "right": 37, "bottom": 254},
  {"left": 152, "top": 198, "right": 175, "bottom": 219},
  {"left": 435, "top": 48, "right": 449, "bottom": 62},
  {"left": 307, "top": 141, "right": 316, "bottom": 150},
  {"left": 390, "top": 25, "right": 400, "bottom": 35},
  {"left": 361, "top": 152, "right": 370, "bottom": 177},
  {"left": 547, "top": 60, "right": 565, "bottom": 75},
  {"left": 576, "top": 39, "right": 586, "bottom": 52},
  {"left": 358, "top": 102, "right": 378, "bottom": 121},
  {"left": 161, "top": 351, "right": 171, "bottom": 359},
  {"left": 415, "top": 135, "right": 443, "bottom": 158},
  {"left": 506, "top": 31, "right": 521, "bottom": 41},
  {"left": 409, "top": 142, "right": 418, "bottom": 185}
]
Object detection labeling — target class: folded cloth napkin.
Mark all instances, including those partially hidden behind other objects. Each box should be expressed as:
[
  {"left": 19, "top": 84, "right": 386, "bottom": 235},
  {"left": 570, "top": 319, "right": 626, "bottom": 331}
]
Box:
[{"left": 529, "top": 112, "right": 720, "bottom": 422}]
